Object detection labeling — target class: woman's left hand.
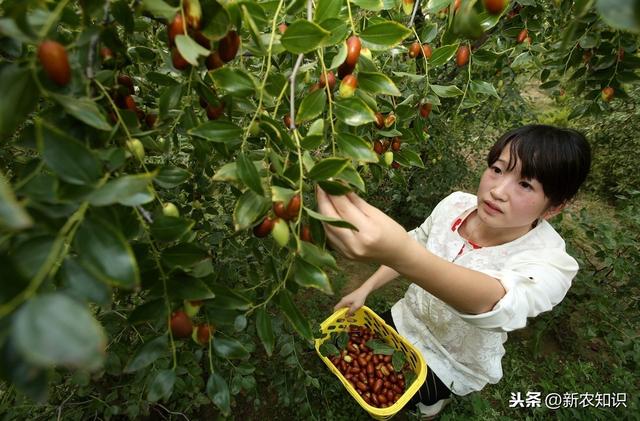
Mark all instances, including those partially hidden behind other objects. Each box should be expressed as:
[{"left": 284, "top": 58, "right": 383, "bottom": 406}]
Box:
[{"left": 316, "top": 187, "right": 411, "bottom": 267}]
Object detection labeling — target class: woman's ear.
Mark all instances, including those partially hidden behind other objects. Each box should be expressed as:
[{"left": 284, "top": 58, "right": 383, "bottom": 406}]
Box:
[{"left": 542, "top": 202, "right": 566, "bottom": 220}]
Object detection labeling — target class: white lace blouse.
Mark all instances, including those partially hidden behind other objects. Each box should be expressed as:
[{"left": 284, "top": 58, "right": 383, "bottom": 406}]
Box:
[{"left": 391, "top": 191, "right": 578, "bottom": 395}]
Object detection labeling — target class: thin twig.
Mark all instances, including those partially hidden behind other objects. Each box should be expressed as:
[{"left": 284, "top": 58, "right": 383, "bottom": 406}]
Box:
[
  {"left": 289, "top": 54, "right": 304, "bottom": 129},
  {"left": 409, "top": 0, "right": 422, "bottom": 28},
  {"left": 155, "top": 403, "right": 190, "bottom": 421},
  {"left": 56, "top": 393, "right": 74, "bottom": 421},
  {"left": 288, "top": 0, "right": 314, "bottom": 129},
  {"left": 86, "top": 1, "right": 112, "bottom": 79},
  {"left": 136, "top": 205, "right": 154, "bottom": 224}
]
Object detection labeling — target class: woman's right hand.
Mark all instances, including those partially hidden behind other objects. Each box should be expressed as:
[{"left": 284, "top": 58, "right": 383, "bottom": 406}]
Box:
[{"left": 334, "top": 285, "right": 371, "bottom": 315}]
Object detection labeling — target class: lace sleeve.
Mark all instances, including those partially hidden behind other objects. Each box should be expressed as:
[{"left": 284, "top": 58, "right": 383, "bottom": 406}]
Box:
[{"left": 450, "top": 249, "right": 579, "bottom": 332}]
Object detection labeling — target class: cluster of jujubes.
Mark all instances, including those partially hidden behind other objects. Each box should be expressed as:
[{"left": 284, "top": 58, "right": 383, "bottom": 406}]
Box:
[
  {"left": 253, "top": 194, "right": 313, "bottom": 246},
  {"left": 329, "top": 326, "right": 409, "bottom": 409},
  {"left": 169, "top": 302, "right": 215, "bottom": 346},
  {"left": 166, "top": 1, "right": 240, "bottom": 72}
]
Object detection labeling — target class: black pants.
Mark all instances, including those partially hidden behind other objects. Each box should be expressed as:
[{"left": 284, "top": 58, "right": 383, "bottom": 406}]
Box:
[{"left": 380, "top": 310, "right": 452, "bottom": 406}]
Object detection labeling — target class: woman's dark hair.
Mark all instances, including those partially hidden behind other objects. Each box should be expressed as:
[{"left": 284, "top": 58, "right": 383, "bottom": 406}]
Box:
[{"left": 487, "top": 124, "right": 591, "bottom": 206}]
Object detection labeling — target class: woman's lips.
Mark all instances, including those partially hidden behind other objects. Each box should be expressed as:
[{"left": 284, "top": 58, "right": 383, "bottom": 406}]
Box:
[{"left": 483, "top": 200, "right": 503, "bottom": 214}]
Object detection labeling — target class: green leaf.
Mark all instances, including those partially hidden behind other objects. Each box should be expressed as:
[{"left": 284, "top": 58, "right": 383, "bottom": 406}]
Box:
[
  {"left": 300, "top": 241, "right": 337, "bottom": 269},
  {"left": 395, "top": 148, "right": 425, "bottom": 168},
  {"left": 151, "top": 215, "right": 195, "bottom": 241},
  {"left": 38, "top": 122, "right": 101, "bottom": 186},
  {"left": 294, "top": 256, "right": 333, "bottom": 294},
  {"left": 314, "top": 0, "right": 344, "bottom": 22},
  {"left": 175, "top": 34, "right": 210, "bottom": 65},
  {"left": 336, "top": 165, "right": 366, "bottom": 192},
  {"left": 392, "top": 350, "right": 406, "bottom": 372},
  {"left": 142, "top": 0, "right": 177, "bottom": 20},
  {"left": 510, "top": 52, "right": 531, "bottom": 69},
  {"left": 88, "top": 173, "right": 154, "bottom": 206},
  {"left": 472, "top": 49, "right": 501, "bottom": 65},
  {"left": 190, "top": 120, "right": 243, "bottom": 143},
  {"left": 255, "top": 308, "right": 275, "bottom": 356},
  {"left": 329, "top": 41, "right": 348, "bottom": 69},
  {"left": 0, "top": 337, "right": 49, "bottom": 403},
  {"left": 233, "top": 189, "right": 269, "bottom": 231},
  {"left": 319, "top": 341, "right": 340, "bottom": 358},
  {"left": 167, "top": 276, "right": 215, "bottom": 300},
  {"left": 75, "top": 217, "right": 140, "bottom": 288},
  {"left": 358, "top": 72, "right": 401, "bottom": 96},
  {"left": 0, "top": 16, "right": 34, "bottom": 43},
  {"left": 351, "top": 0, "right": 383, "bottom": 11},
  {"left": 453, "top": 4, "right": 483, "bottom": 39},
  {"left": 319, "top": 18, "right": 348, "bottom": 46},
  {"left": 0, "top": 64, "right": 38, "bottom": 138},
  {"left": 334, "top": 97, "right": 376, "bottom": 126},
  {"left": 17, "top": 172, "right": 57, "bottom": 203},
  {"left": 147, "top": 369, "right": 176, "bottom": 402},
  {"left": 241, "top": 4, "right": 267, "bottom": 54},
  {"left": 421, "top": 23, "right": 438, "bottom": 43},
  {"left": 280, "top": 20, "right": 330, "bottom": 54},
  {"left": 428, "top": 44, "right": 458, "bottom": 68},
  {"left": 154, "top": 166, "right": 191, "bottom": 188},
  {"left": 202, "top": 0, "right": 230, "bottom": 39},
  {"left": 574, "top": 0, "right": 594, "bottom": 16},
  {"left": 307, "top": 157, "right": 349, "bottom": 180},
  {"left": 301, "top": 134, "right": 324, "bottom": 150},
  {"left": 336, "top": 133, "right": 378, "bottom": 163},
  {"left": 210, "top": 67, "right": 257, "bottom": 97},
  {"left": 479, "top": 9, "right": 502, "bottom": 31},
  {"left": 296, "top": 89, "right": 326, "bottom": 123},
  {"left": 430, "top": 84, "right": 464, "bottom": 98},
  {"left": 212, "top": 162, "right": 241, "bottom": 183},
  {"left": 381, "top": 0, "right": 397, "bottom": 9},
  {"left": 60, "top": 258, "right": 111, "bottom": 306},
  {"left": 275, "top": 290, "right": 313, "bottom": 341},
  {"left": 13, "top": 236, "right": 54, "bottom": 279},
  {"left": 360, "top": 21, "right": 411, "bottom": 50},
  {"left": 207, "top": 373, "right": 231, "bottom": 416},
  {"left": 390, "top": 71, "right": 425, "bottom": 82},
  {"left": 426, "top": 0, "right": 452, "bottom": 13},
  {"left": 305, "top": 208, "right": 358, "bottom": 230},
  {"left": 213, "top": 337, "right": 250, "bottom": 359},
  {"left": 365, "top": 339, "right": 395, "bottom": 355},
  {"left": 206, "top": 284, "right": 248, "bottom": 310},
  {"left": 12, "top": 293, "right": 107, "bottom": 370},
  {"left": 147, "top": 71, "right": 179, "bottom": 86},
  {"left": 128, "top": 299, "right": 167, "bottom": 325},
  {"left": 124, "top": 335, "right": 169, "bottom": 373},
  {"left": 307, "top": 118, "right": 324, "bottom": 136},
  {"left": 469, "top": 80, "right": 499, "bottom": 98},
  {"left": 595, "top": 0, "right": 640, "bottom": 33},
  {"left": 0, "top": 173, "right": 32, "bottom": 231},
  {"left": 51, "top": 94, "right": 111, "bottom": 131},
  {"left": 237, "top": 152, "right": 264, "bottom": 195},
  {"left": 317, "top": 180, "right": 352, "bottom": 195},
  {"left": 335, "top": 331, "right": 349, "bottom": 349},
  {"left": 129, "top": 46, "right": 156, "bottom": 62},
  {"left": 159, "top": 84, "right": 182, "bottom": 120},
  {"left": 162, "top": 243, "right": 208, "bottom": 269}
]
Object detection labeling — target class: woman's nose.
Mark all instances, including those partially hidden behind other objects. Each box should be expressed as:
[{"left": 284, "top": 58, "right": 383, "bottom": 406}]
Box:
[{"left": 490, "top": 180, "right": 509, "bottom": 201}]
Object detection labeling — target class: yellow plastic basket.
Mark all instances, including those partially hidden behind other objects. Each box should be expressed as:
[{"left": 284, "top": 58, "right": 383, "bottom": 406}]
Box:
[{"left": 314, "top": 306, "right": 427, "bottom": 420}]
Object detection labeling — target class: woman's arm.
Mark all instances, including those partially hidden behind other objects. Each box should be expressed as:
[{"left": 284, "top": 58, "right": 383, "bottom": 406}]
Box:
[
  {"left": 318, "top": 189, "right": 506, "bottom": 315},
  {"left": 334, "top": 265, "right": 400, "bottom": 314},
  {"left": 393, "top": 240, "right": 506, "bottom": 314}
]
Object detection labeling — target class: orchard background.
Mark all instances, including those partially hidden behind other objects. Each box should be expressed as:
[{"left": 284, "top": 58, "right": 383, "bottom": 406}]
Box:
[{"left": 0, "top": 0, "right": 639, "bottom": 419}]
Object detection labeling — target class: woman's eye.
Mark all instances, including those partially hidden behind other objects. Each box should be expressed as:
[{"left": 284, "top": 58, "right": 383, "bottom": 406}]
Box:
[
  {"left": 520, "top": 181, "right": 532, "bottom": 189},
  {"left": 491, "top": 166, "right": 501, "bottom": 174}
]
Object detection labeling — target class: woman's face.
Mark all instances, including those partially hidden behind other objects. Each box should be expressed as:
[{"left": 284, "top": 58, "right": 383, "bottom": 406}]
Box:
[{"left": 476, "top": 146, "right": 557, "bottom": 231}]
